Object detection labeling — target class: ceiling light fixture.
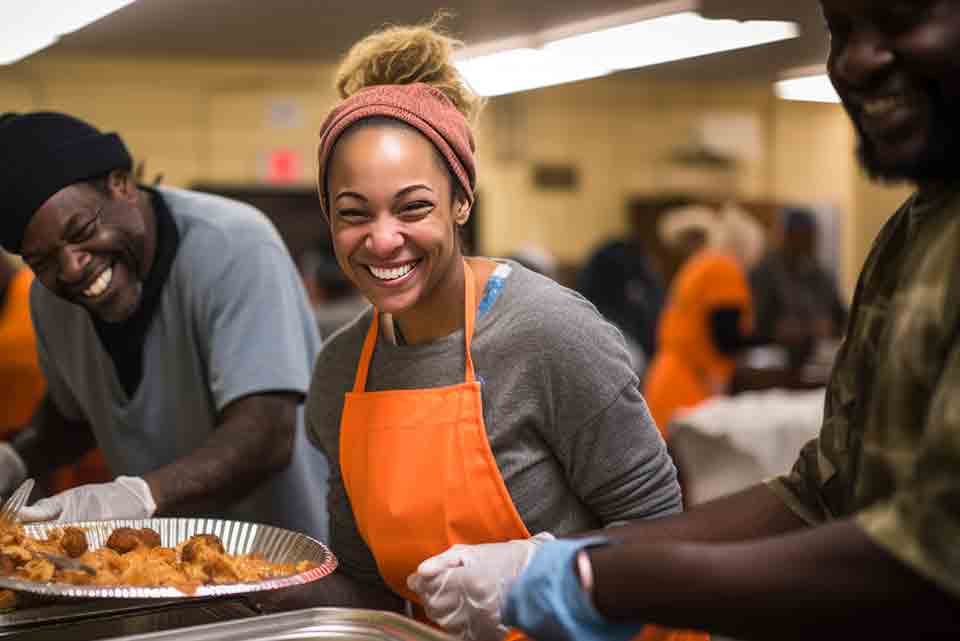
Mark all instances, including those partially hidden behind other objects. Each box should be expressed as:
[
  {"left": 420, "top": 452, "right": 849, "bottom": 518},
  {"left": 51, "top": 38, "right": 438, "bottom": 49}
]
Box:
[
  {"left": 774, "top": 73, "right": 840, "bottom": 103},
  {"left": 455, "top": 0, "right": 799, "bottom": 97},
  {"left": 0, "top": 0, "right": 137, "bottom": 65}
]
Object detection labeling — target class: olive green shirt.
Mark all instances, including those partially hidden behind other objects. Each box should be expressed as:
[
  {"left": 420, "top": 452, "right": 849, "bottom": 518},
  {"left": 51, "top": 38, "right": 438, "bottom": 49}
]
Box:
[{"left": 768, "top": 184, "right": 960, "bottom": 599}]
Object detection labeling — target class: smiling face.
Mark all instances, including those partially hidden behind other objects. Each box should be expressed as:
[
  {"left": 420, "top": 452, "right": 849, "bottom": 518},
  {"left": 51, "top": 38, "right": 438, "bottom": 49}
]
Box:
[
  {"left": 326, "top": 122, "right": 470, "bottom": 325},
  {"left": 21, "top": 171, "right": 151, "bottom": 323},
  {"left": 822, "top": 0, "right": 960, "bottom": 182}
]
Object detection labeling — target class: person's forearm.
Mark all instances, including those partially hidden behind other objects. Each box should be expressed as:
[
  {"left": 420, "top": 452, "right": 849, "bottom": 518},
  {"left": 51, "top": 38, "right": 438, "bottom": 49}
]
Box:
[
  {"left": 590, "top": 519, "right": 959, "bottom": 640},
  {"left": 251, "top": 568, "right": 404, "bottom": 613},
  {"left": 14, "top": 395, "right": 96, "bottom": 476},
  {"left": 579, "top": 484, "right": 807, "bottom": 545},
  {"left": 144, "top": 393, "right": 298, "bottom": 514}
]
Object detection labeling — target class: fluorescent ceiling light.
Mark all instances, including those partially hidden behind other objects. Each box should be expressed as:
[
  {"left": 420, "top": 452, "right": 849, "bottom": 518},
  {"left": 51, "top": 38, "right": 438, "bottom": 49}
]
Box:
[
  {"left": 454, "top": 4, "right": 799, "bottom": 97},
  {"left": 455, "top": 48, "right": 610, "bottom": 97},
  {"left": 1, "top": 0, "right": 136, "bottom": 65},
  {"left": 546, "top": 12, "right": 797, "bottom": 71},
  {"left": 774, "top": 74, "right": 840, "bottom": 103}
]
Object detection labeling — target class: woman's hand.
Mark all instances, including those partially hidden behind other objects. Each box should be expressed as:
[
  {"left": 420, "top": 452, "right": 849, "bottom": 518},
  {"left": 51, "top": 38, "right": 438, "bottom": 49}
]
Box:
[{"left": 406, "top": 533, "right": 555, "bottom": 641}]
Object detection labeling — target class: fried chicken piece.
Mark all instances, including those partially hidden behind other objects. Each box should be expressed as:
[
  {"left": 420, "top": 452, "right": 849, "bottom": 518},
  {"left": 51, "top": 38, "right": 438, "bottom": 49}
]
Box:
[
  {"left": 0, "top": 525, "right": 23, "bottom": 546},
  {"left": 60, "top": 527, "right": 88, "bottom": 558},
  {"left": 116, "top": 547, "right": 200, "bottom": 593},
  {"left": 22, "top": 534, "right": 63, "bottom": 558},
  {"left": 1, "top": 545, "right": 32, "bottom": 564},
  {"left": 19, "top": 559, "right": 54, "bottom": 582},
  {"left": 182, "top": 560, "right": 209, "bottom": 583},
  {"left": 179, "top": 534, "right": 225, "bottom": 563},
  {"left": 230, "top": 554, "right": 294, "bottom": 581},
  {"left": 0, "top": 589, "right": 16, "bottom": 610},
  {"left": 79, "top": 548, "right": 127, "bottom": 583},
  {"left": 203, "top": 556, "right": 241, "bottom": 584},
  {"left": 106, "top": 527, "right": 162, "bottom": 553}
]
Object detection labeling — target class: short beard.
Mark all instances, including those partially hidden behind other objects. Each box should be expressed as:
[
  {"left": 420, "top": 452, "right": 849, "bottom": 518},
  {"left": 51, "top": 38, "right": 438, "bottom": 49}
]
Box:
[{"left": 852, "top": 91, "right": 960, "bottom": 184}]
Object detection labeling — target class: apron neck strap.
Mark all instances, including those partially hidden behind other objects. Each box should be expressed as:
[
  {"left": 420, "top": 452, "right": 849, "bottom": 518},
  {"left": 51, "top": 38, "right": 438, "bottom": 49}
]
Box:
[
  {"left": 462, "top": 259, "right": 478, "bottom": 384},
  {"left": 353, "top": 258, "right": 479, "bottom": 393}
]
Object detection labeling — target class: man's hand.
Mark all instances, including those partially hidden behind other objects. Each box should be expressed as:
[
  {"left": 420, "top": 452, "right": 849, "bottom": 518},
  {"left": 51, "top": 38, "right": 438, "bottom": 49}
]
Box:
[
  {"left": 406, "top": 533, "right": 554, "bottom": 641},
  {"left": 0, "top": 443, "right": 27, "bottom": 497},
  {"left": 19, "top": 476, "right": 156, "bottom": 523},
  {"left": 503, "top": 538, "right": 644, "bottom": 641}
]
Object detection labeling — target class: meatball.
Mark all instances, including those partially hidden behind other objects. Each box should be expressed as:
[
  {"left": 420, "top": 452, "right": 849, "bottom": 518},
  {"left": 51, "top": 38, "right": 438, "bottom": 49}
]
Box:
[
  {"left": 180, "top": 534, "right": 225, "bottom": 563},
  {"left": 106, "top": 528, "right": 141, "bottom": 553},
  {"left": 106, "top": 528, "right": 161, "bottom": 554},
  {"left": 61, "top": 527, "right": 88, "bottom": 558}
]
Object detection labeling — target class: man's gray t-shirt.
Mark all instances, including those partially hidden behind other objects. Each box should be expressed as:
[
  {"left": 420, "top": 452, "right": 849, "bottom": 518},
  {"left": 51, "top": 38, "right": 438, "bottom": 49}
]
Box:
[
  {"left": 31, "top": 186, "right": 329, "bottom": 540},
  {"left": 307, "top": 260, "right": 680, "bottom": 588}
]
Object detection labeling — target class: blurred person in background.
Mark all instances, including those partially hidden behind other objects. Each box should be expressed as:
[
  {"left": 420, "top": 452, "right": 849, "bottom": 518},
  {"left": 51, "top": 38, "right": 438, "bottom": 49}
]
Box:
[
  {"left": 0, "top": 253, "right": 44, "bottom": 440},
  {"left": 642, "top": 204, "right": 759, "bottom": 438},
  {"left": 578, "top": 196, "right": 692, "bottom": 363},
  {"left": 258, "top": 18, "right": 702, "bottom": 641},
  {"left": 438, "top": 2, "right": 960, "bottom": 639},
  {"left": 749, "top": 207, "right": 847, "bottom": 369},
  {"left": 0, "top": 251, "right": 47, "bottom": 498},
  {"left": 0, "top": 111, "right": 328, "bottom": 542}
]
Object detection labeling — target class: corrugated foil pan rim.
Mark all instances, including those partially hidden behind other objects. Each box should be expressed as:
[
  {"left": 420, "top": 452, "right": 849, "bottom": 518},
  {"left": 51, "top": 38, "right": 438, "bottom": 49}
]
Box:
[{"left": 0, "top": 517, "right": 336, "bottom": 599}]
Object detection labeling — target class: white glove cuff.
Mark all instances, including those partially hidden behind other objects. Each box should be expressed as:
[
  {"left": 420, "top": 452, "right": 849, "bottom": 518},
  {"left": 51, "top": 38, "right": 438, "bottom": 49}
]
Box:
[
  {"left": 116, "top": 476, "right": 157, "bottom": 517},
  {"left": 0, "top": 443, "right": 27, "bottom": 486}
]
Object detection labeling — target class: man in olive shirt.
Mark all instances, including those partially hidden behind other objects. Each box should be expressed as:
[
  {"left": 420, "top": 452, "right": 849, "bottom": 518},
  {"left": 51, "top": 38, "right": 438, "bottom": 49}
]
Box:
[{"left": 407, "top": 2, "right": 960, "bottom": 639}]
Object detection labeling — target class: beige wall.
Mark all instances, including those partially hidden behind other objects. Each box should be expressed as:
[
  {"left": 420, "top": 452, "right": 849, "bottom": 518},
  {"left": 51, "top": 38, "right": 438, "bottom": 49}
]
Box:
[{"left": 2, "top": 52, "right": 914, "bottom": 297}]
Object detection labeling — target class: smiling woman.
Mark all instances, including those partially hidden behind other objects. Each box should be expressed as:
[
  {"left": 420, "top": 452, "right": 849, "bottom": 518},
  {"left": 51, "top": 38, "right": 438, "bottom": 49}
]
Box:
[{"left": 295, "top": 16, "right": 702, "bottom": 641}]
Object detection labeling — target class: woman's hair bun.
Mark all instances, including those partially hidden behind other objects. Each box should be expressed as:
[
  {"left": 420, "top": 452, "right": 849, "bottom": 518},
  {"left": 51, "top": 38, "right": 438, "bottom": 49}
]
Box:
[{"left": 335, "top": 14, "right": 484, "bottom": 123}]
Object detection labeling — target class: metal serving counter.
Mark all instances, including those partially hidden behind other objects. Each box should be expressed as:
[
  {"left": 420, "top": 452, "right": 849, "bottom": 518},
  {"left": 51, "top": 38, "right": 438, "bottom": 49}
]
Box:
[
  {"left": 112, "top": 607, "right": 455, "bottom": 641},
  {"left": 0, "top": 597, "right": 259, "bottom": 640}
]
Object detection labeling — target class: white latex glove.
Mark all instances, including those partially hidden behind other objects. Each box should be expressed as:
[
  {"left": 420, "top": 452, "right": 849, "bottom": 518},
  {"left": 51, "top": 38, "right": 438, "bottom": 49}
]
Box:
[
  {"left": 0, "top": 443, "right": 27, "bottom": 498},
  {"left": 406, "top": 532, "right": 555, "bottom": 641},
  {"left": 19, "top": 476, "right": 157, "bottom": 523}
]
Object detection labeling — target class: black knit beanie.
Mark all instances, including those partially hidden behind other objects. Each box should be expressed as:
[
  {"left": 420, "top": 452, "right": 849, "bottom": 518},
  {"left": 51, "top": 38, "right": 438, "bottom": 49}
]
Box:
[{"left": 0, "top": 112, "right": 133, "bottom": 254}]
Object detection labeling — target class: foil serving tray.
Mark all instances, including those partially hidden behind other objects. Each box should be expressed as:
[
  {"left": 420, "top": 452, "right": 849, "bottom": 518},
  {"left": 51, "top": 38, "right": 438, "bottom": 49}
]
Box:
[
  {"left": 0, "top": 598, "right": 259, "bottom": 640},
  {"left": 0, "top": 518, "right": 336, "bottom": 599},
  {"left": 0, "top": 598, "right": 181, "bottom": 629},
  {"left": 110, "top": 607, "right": 456, "bottom": 641}
]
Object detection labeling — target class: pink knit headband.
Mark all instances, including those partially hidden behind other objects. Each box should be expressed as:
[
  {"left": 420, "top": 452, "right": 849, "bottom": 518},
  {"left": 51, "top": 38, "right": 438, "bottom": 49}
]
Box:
[{"left": 316, "top": 83, "right": 476, "bottom": 217}]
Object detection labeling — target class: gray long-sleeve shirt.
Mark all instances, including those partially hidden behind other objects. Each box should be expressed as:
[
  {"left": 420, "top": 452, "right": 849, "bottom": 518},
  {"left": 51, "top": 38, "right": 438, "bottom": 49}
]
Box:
[{"left": 306, "top": 259, "right": 680, "bottom": 588}]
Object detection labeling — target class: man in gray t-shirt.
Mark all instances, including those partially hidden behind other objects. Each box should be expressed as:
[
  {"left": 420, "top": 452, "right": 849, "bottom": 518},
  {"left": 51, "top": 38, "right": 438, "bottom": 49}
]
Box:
[{"left": 0, "top": 111, "right": 328, "bottom": 540}]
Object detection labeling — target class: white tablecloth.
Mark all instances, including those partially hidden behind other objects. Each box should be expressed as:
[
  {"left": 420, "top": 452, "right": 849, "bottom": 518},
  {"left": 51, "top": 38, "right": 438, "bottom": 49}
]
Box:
[{"left": 670, "top": 388, "right": 825, "bottom": 505}]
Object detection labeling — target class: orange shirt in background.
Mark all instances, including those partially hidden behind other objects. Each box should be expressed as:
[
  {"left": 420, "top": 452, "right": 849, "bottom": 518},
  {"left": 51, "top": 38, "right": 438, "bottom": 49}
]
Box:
[
  {"left": 644, "top": 251, "right": 752, "bottom": 437},
  {"left": 0, "top": 269, "right": 45, "bottom": 438}
]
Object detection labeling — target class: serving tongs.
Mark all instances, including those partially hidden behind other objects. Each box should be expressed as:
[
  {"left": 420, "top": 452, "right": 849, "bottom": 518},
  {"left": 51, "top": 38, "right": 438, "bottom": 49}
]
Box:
[
  {"left": 0, "top": 478, "right": 33, "bottom": 527},
  {"left": 1, "top": 479, "right": 96, "bottom": 576},
  {"left": 36, "top": 551, "right": 96, "bottom": 576}
]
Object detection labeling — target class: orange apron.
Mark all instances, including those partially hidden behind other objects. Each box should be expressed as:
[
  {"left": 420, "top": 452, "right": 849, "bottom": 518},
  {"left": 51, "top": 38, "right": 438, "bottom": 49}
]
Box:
[
  {"left": 340, "top": 259, "right": 706, "bottom": 641},
  {"left": 644, "top": 251, "right": 752, "bottom": 439}
]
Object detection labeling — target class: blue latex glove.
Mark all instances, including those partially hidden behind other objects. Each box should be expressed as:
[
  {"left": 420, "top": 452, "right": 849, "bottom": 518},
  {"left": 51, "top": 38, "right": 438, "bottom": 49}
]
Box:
[{"left": 503, "top": 537, "right": 645, "bottom": 641}]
